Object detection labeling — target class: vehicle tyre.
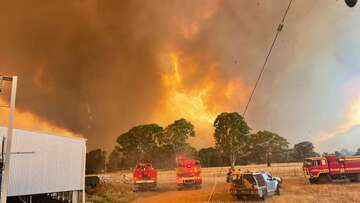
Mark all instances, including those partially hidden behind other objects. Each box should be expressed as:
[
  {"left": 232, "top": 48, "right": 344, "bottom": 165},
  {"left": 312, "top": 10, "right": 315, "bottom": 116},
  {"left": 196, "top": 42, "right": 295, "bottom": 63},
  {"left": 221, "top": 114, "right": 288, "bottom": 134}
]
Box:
[
  {"left": 309, "top": 178, "right": 317, "bottom": 184},
  {"left": 355, "top": 174, "right": 360, "bottom": 182},
  {"left": 276, "top": 186, "right": 280, "bottom": 196},
  {"left": 317, "top": 175, "right": 331, "bottom": 184},
  {"left": 350, "top": 177, "right": 357, "bottom": 182},
  {"left": 259, "top": 194, "right": 265, "bottom": 201},
  {"left": 236, "top": 195, "right": 243, "bottom": 200}
]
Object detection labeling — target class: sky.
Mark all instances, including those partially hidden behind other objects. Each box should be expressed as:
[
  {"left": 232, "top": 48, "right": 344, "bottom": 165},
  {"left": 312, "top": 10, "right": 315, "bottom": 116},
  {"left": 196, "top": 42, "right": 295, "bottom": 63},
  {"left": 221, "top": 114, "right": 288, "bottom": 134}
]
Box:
[{"left": 0, "top": 0, "right": 360, "bottom": 153}]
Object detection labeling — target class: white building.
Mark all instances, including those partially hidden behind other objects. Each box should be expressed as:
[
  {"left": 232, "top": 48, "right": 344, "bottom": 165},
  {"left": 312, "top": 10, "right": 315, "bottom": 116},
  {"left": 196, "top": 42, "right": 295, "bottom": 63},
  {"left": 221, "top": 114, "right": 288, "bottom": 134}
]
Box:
[{"left": 0, "top": 127, "right": 86, "bottom": 203}]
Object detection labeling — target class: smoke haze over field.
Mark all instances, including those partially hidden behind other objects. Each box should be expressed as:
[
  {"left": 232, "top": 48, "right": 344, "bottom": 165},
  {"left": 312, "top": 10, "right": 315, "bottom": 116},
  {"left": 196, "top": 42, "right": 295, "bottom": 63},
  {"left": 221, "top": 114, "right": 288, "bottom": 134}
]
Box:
[{"left": 1, "top": 0, "right": 360, "bottom": 152}]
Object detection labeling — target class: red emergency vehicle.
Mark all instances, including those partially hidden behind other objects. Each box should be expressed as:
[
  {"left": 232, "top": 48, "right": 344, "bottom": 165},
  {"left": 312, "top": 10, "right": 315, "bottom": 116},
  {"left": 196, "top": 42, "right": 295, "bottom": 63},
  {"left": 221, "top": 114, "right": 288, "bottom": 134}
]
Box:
[
  {"left": 132, "top": 162, "right": 157, "bottom": 191},
  {"left": 176, "top": 158, "right": 202, "bottom": 190},
  {"left": 303, "top": 155, "right": 360, "bottom": 183}
]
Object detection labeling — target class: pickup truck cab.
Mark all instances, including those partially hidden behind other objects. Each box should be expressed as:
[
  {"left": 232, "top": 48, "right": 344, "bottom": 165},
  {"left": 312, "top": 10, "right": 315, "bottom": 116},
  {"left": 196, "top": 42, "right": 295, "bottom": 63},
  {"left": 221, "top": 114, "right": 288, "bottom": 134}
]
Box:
[{"left": 260, "top": 172, "right": 281, "bottom": 195}]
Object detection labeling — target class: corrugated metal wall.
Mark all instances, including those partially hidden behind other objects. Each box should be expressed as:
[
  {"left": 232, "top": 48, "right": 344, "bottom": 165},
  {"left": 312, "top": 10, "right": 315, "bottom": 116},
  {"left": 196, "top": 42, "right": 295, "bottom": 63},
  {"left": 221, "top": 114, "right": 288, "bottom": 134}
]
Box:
[{"left": 0, "top": 127, "right": 86, "bottom": 196}]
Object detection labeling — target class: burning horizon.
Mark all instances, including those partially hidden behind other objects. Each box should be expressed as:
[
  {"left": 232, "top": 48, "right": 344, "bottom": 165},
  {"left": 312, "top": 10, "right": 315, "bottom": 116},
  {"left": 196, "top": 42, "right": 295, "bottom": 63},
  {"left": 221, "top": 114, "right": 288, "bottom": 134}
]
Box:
[{"left": 0, "top": 98, "right": 81, "bottom": 138}]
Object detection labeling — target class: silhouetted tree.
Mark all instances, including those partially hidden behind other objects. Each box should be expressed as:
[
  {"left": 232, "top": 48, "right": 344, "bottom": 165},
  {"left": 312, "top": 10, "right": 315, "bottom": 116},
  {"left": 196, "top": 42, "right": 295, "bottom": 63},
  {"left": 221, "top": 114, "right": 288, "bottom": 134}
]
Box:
[
  {"left": 162, "top": 118, "right": 195, "bottom": 153},
  {"left": 86, "top": 149, "right": 106, "bottom": 174},
  {"left": 247, "top": 131, "right": 289, "bottom": 165},
  {"left": 293, "top": 141, "right": 319, "bottom": 161},
  {"left": 355, "top": 148, "right": 360, "bottom": 156},
  {"left": 198, "top": 147, "right": 223, "bottom": 167}
]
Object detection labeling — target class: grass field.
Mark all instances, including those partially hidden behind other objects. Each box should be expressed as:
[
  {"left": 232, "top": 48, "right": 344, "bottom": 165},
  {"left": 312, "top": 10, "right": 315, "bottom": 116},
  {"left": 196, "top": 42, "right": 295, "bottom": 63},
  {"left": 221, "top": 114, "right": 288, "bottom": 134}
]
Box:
[{"left": 86, "top": 163, "right": 360, "bottom": 203}]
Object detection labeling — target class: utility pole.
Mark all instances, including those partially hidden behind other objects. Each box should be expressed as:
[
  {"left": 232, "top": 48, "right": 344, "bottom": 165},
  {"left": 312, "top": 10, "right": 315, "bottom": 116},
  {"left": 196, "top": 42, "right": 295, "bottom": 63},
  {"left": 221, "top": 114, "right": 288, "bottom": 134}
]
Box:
[{"left": 0, "top": 76, "right": 18, "bottom": 203}]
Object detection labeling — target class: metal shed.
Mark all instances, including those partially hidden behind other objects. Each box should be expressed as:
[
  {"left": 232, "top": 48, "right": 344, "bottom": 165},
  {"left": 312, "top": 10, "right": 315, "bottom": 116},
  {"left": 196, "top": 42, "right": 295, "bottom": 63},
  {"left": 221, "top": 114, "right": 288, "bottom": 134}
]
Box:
[{"left": 0, "top": 127, "right": 86, "bottom": 202}]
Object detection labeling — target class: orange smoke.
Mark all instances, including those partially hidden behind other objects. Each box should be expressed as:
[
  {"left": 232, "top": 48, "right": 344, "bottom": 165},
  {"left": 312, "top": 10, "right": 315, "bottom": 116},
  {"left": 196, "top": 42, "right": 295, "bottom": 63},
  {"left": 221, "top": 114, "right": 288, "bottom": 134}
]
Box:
[
  {"left": 177, "top": 0, "right": 221, "bottom": 39},
  {"left": 0, "top": 98, "right": 82, "bottom": 138}
]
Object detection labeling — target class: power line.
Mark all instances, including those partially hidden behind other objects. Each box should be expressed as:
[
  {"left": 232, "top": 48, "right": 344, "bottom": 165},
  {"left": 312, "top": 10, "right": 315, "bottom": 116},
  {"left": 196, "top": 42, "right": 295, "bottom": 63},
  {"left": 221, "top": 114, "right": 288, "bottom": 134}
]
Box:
[{"left": 243, "top": 0, "right": 294, "bottom": 117}]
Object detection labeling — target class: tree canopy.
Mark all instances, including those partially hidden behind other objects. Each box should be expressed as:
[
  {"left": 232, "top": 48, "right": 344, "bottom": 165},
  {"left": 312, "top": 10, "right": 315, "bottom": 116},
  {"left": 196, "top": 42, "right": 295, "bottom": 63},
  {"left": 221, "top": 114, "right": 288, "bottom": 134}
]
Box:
[
  {"left": 214, "top": 112, "right": 251, "bottom": 167},
  {"left": 86, "top": 149, "right": 106, "bottom": 174},
  {"left": 198, "top": 147, "right": 224, "bottom": 167},
  {"left": 115, "top": 124, "right": 163, "bottom": 166},
  {"left": 108, "top": 119, "right": 197, "bottom": 170},
  {"left": 247, "top": 131, "right": 289, "bottom": 164},
  {"left": 163, "top": 118, "right": 195, "bottom": 152},
  {"left": 293, "top": 141, "right": 318, "bottom": 161}
]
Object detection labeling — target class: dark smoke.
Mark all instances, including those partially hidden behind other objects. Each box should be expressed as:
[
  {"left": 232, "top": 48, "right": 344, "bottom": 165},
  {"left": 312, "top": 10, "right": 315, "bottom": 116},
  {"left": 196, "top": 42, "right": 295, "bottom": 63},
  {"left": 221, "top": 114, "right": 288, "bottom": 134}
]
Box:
[{"left": 0, "top": 0, "right": 225, "bottom": 150}]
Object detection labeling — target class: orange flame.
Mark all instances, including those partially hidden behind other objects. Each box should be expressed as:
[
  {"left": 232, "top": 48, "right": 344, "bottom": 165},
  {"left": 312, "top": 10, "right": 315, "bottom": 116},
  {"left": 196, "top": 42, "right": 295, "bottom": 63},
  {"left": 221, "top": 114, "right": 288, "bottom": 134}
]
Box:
[{"left": 154, "top": 51, "right": 250, "bottom": 147}]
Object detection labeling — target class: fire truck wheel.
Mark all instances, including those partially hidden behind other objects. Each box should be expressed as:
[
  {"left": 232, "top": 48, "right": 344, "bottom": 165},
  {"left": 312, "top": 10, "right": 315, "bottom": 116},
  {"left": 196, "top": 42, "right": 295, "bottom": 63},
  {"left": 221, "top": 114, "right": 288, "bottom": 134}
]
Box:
[
  {"left": 356, "top": 174, "right": 360, "bottom": 182},
  {"left": 236, "top": 195, "right": 243, "bottom": 200},
  {"left": 317, "top": 175, "right": 330, "bottom": 184},
  {"left": 309, "top": 178, "right": 316, "bottom": 184}
]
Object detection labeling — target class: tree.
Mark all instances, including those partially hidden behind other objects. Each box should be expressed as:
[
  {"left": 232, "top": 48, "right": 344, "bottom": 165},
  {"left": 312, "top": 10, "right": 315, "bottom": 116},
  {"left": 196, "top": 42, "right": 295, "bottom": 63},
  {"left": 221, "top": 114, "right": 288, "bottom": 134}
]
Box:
[
  {"left": 107, "top": 148, "right": 126, "bottom": 171},
  {"left": 112, "top": 124, "right": 164, "bottom": 168},
  {"left": 247, "top": 131, "right": 289, "bottom": 165},
  {"left": 335, "top": 151, "right": 342, "bottom": 157},
  {"left": 214, "top": 112, "right": 251, "bottom": 168},
  {"left": 163, "top": 118, "right": 195, "bottom": 153},
  {"left": 198, "top": 147, "right": 223, "bottom": 167},
  {"left": 293, "top": 141, "right": 318, "bottom": 161},
  {"left": 355, "top": 148, "right": 360, "bottom": 156},
  {"left": 86, "top": 149, "right": 107, "bottom": 174},
  {"left": 152, "top": 144, "right": 176, "bottom": 169}
]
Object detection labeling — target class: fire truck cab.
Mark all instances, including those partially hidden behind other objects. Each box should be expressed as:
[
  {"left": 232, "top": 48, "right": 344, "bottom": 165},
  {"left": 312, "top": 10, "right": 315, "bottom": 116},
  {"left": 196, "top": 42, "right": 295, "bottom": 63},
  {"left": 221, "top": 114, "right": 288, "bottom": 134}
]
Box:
[{"left": 303, "top": 155, "right": 360, "bottom": 184}]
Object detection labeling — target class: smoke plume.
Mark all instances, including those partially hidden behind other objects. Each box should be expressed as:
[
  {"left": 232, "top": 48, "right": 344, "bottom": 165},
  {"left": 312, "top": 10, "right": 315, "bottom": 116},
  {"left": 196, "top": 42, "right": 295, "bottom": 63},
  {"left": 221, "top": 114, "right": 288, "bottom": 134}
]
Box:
[{"left": 1, "top": 0, "right": 360, "bottom": 152}]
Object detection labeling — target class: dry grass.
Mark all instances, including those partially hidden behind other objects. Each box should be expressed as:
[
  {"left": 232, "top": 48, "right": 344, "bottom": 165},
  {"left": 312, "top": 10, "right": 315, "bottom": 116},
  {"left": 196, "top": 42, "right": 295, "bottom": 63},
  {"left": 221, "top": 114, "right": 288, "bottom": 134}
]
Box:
[{"left": 86, "top": 183, "right": 135, "bottom": 203}]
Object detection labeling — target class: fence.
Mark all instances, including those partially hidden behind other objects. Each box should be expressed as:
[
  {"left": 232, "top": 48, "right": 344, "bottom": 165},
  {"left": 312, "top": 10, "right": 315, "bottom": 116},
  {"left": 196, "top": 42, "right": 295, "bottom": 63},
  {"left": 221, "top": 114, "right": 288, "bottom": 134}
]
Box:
[{"left": 99, "top": 163, "right": 304, "bottom": 185}]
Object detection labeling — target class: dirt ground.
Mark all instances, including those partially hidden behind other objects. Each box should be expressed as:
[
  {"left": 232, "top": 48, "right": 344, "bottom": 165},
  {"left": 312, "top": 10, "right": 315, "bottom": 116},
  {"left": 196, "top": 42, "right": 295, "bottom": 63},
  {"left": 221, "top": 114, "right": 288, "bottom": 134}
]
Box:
[{"left": 132, "top": 177, "right": 360, "bottom": 203}]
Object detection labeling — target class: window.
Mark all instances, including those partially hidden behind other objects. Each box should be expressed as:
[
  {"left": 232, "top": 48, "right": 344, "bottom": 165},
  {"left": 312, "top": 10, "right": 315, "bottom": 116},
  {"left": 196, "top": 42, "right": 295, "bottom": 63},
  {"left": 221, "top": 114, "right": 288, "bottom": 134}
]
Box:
[
  {"left": 254, "top": 174, "right": 266, "bottom": 187},
  {"left": 321, "top": 159, "right": 326, "bottom": 165}
]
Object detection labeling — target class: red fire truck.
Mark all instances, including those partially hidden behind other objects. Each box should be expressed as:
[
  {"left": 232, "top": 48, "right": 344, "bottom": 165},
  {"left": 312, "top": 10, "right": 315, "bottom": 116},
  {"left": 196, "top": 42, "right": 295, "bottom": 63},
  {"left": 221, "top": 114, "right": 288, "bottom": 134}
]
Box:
[
  {"left": 132, "top": 162, "right": 157, "bottom": 191},
  {"left": 176, "top": 159, "right": 202, "bottom": 190},
  {"left": 303, "top": 155, "right": 360, "bottom": 184}
]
